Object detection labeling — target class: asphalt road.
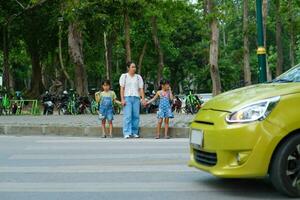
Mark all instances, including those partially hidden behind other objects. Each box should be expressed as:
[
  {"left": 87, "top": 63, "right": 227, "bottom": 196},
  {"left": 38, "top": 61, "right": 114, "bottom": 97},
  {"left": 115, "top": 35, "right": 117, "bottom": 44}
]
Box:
[{"left": 0, "top": 136, "right": 289, "bottom": 200}]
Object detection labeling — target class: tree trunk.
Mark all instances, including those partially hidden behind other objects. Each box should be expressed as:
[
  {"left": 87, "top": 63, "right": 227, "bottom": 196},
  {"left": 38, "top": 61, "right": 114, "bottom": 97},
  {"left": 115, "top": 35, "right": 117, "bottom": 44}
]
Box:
[
  {"left": 59, "top": 23, "right": 74, "bottom": 88},
  {"left": 262, "top": 0, "right": 272, "bottom": 81},
  {"left": 41, "top": 63, "right": 46, "bottom": 89},
  {"left": 203, "top": 0, "right": 208, "bottom": 15},
  {"left": 208, "top": 0, "right": 222, "bottom": 96},
  {"left": 104, "top": 32, "right": 110, "bottom": 80},
  {"left": 262, "top": 0, "right": 267, "bottom": 49},
  {"left": 29, "top": 44, "right": 44, "bottom": 97},
  {"left": 26, "top": 14, "right": 44, "bottom": 97},
  {"left": 289, "top": 26, "right": 295, "bottom": 67},
  {"left": 289, "top": 1, "right": 295, "bottom": 67},
  {"left": 104, "top": 31, "right": 116, "bottom": 81},
  {"left": 2, "top": 23, "right": 10, "bottom": 90},
  {"left": 68, "top": 22, "right": 88, "bottom": 96},
  {"left": 243, "top": 0, "right": 251, "bottom": 86},
  {"left": 124, "top": 8, "right": 131, "bottom": 63},
  {"left": 107, "top": 39, "right": 113, "bottom": 81},
  {"left": 138, "top": 42, "right": 147, "bottom": 75},
  {"left": 9, "top": 70, "right": 14, "bottom": 90},
  {"left": 151, "top": 16, "right": 164, "bottom": 87},
  {"left": 275, "top": 0, "right": 283, "bottom": 76}
]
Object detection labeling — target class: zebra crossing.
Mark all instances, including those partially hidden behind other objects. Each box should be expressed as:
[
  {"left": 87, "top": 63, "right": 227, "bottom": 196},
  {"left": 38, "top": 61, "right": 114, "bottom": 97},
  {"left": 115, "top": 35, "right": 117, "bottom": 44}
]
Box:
[{"left": 0, "top": 136, "right": 285, "bottom": 200}]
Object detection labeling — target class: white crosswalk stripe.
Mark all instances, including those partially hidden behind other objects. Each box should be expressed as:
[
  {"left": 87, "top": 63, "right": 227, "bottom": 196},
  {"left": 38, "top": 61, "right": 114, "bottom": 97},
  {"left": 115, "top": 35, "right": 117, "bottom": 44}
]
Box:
[
  {"left": 35, "top": 138, "right": 188, "bottom": 143},
  {"left": 0, "top": 182, "right": 216, "bottom": 192},
  {"left": 0, "top": 136, "right": 281, "bottom": 200},
  {"left": 0, "top": 137, "right": 198, "bottom": 193},
  {"left": 0, "top": 165, "right": 194, "bottom": 173},
  {"left": 9, "top": 153, "right": 188, "bottom": 160},
  {"left": 25, "top": 146, "right": 187, "bottom": 150}
]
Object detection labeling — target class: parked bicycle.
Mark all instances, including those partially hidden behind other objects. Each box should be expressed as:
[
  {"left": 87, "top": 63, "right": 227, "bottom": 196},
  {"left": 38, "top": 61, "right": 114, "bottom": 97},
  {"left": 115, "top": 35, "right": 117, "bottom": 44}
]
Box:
[
  {"left": 89, "top": 88, "right": 99, "bottom": 115},
  {"left": 184, "top": 91, "right": 203, "bottom": 114},
  {"left": 0, "top": 91, "right": 11, "bottom": 115},
  {"left": 67, "top": 89, "right": 77, "bottom": 115}
]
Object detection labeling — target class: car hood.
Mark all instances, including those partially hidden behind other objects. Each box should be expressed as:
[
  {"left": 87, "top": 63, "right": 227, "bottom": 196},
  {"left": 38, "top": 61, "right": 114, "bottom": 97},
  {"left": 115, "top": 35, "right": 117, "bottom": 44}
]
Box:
[{"left": 202, "top": 83, "right": 300, "bottom": 112}]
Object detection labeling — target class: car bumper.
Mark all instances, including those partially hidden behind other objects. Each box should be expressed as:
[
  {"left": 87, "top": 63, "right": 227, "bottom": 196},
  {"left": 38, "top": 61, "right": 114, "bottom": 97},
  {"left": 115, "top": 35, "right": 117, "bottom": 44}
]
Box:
[{"left": 188, "top": 109, "right": 285, "bottom": 178}]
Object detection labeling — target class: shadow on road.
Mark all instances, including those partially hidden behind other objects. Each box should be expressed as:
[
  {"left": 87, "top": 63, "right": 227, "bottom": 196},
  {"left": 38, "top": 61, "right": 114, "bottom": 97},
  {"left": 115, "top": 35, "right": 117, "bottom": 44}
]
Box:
[{"left": 198, "top": 177, "right": 288, "bottom": 199}]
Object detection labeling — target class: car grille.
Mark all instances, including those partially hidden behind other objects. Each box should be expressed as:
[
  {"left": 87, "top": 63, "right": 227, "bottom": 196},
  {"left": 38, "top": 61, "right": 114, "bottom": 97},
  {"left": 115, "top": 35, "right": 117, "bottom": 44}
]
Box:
[{"left": 193, "top": 148, "right": 217, "bottom": 166}]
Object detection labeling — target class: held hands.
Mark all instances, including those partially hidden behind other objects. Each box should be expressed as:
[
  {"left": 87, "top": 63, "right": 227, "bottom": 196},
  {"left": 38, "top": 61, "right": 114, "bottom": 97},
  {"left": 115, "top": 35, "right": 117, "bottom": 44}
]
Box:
[
  {"left": 115, "top": 100, "right": 122, "bottom": 105},
  {"left": 121, "top": 99, "right": 126, "bottom": 106},
  {"left": 141, "top": 99, "right": 147, "bottom": 107}
]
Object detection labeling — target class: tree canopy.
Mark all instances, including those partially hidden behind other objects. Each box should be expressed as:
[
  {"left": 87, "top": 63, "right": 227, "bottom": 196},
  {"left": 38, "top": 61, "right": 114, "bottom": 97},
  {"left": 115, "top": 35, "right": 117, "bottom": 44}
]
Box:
[{"left": 1, "top": 0, "right": 300, "bottom": 97}]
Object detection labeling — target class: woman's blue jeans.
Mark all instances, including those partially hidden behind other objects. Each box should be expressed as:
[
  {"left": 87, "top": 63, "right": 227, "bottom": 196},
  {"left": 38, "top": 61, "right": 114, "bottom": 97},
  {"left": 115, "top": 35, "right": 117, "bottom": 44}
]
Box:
[{"left": 123, "top": 96, "right": 140, "bottom": 137}]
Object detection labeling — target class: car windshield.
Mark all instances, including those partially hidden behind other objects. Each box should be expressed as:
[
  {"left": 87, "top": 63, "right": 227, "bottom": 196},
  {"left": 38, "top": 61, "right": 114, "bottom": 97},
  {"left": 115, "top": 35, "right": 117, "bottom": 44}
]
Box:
[{"left": 273, "top": 64, "right": 300, "bottom": 83}]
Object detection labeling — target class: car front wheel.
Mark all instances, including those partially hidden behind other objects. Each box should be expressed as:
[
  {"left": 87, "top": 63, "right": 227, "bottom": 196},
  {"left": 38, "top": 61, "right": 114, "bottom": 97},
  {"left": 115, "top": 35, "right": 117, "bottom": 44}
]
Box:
[{"left": 270, "top": 133, "right": 300, "bottom": 197}]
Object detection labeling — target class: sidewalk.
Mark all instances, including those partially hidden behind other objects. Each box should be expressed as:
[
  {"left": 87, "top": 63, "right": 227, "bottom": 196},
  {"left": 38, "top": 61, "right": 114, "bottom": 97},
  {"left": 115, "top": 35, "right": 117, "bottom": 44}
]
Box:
[{"left": 0, "top": 114, "right": 195, "bottom": 138}]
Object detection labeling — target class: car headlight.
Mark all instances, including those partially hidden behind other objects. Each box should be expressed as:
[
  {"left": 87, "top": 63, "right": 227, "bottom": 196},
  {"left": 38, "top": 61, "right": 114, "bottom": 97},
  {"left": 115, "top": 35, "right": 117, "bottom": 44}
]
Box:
[{"left": 226, "top": 96, "right": 280, "bottom": 123}]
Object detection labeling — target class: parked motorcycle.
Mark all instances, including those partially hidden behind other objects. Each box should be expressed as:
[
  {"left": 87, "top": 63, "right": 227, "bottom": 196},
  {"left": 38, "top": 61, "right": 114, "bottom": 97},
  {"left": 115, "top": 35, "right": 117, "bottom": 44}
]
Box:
[
  {"left": 11, "top": 91, "right": 23, "bottom": 115},
  {"left": 41, "top": 91, "right": 55, "bottom": 115},
  {"left": 77, "top": 96, "right": 91, "bottom": 114},
  {"left": 172, "top": 96, "right": 182, "bottom": 113},
  {"left": 57, "top": 91, "right": 69, "bottom": 115}
]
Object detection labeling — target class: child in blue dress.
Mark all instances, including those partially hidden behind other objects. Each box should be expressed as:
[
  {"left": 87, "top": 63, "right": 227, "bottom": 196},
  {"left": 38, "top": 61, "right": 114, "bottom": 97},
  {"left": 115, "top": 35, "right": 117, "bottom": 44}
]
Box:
[
  {"left": 95, "top": 80, "right": 121, "bottom": 138},
  {"left": 147, "top": 79, "right": 174, "bottom": 139}
]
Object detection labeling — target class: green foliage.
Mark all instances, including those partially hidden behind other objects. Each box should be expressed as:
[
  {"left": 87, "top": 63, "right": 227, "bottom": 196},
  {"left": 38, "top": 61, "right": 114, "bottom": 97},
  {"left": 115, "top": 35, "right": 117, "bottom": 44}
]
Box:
[
  {"left": 162, "top": 66, "right": 171, "bottom": 80},
  {"left": 1, "top": 0, "right": 300, "bottom": 95}
]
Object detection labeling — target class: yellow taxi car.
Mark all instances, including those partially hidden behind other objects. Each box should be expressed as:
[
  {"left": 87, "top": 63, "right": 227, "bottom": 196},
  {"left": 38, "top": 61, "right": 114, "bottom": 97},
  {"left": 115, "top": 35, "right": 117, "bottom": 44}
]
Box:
[{"left": 188, "top": 64, "right": 300, "bottom": 197}]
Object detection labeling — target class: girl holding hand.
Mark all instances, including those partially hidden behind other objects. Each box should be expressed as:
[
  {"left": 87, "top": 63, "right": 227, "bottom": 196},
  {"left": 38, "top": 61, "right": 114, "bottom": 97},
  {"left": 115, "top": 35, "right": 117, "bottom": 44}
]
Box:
[{"left": 147, "top": 80, "right": 174, "bottom": 139}]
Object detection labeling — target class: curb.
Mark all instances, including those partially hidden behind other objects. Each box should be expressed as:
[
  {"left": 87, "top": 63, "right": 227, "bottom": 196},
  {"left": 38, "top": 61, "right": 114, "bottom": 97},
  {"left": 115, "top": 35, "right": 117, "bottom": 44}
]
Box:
[{"left": 0, "top": 125, "right": 189, "bottom": 138}]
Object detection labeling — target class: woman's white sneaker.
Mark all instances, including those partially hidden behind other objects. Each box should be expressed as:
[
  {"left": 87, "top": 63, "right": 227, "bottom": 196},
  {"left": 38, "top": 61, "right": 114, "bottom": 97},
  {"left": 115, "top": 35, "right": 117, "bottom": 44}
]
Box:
[{"left": 132, "top": 134, "right": 140, "bottom": 138}]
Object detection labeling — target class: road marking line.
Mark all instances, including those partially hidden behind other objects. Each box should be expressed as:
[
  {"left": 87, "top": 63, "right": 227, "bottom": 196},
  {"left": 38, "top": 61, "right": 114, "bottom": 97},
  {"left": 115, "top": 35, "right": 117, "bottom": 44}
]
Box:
[
  {"left": 0, "top": 165, "right": 196, "bottom": 173},
  {"left": 9, "top": 153, "right": 188, "bottom": 160},
  {"left": 0, "top": 182, "right": 213, "bottom": 192},
  {"left": 35, "top": 139, "right": 189, "bottom": 144},
  {"left": 25, "top": 146, "right": 188, "bottom": 150}
]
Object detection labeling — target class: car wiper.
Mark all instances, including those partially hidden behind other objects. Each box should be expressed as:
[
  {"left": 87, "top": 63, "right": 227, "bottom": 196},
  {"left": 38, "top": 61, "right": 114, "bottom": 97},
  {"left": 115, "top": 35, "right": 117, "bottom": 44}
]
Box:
[{"left": 272, "top": 78, "right": 294, "bottom": 83}]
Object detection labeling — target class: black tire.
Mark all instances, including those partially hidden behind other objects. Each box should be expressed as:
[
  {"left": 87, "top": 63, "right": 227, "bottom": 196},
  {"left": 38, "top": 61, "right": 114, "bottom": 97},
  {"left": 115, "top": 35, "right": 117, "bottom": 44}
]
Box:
[
  {"left": 191, "top": 105, "right": 198, "bottom": 114},
  {"left": 186, "top": 104, "right": 193, "bottom": 114},
  {"left": 270, "top": 133, "right": 300, "bottom": 197}
]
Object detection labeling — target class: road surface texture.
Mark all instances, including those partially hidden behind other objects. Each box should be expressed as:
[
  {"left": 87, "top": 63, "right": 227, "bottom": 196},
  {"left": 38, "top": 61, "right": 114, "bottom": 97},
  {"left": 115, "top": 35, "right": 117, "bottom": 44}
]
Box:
[{"left": 0, "top": 136, "right": 288, "bottom": 200}]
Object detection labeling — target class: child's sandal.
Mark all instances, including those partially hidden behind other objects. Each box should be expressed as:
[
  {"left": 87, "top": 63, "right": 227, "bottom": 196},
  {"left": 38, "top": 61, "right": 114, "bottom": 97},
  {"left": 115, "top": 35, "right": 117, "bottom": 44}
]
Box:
[{"left": 164, "top": 136, "right": 170, "bottom": 139}]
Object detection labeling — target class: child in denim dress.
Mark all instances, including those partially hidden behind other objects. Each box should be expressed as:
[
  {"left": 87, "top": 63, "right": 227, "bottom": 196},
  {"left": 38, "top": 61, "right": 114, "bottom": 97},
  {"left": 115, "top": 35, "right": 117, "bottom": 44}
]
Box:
[
  {"left": 147, "top": 80, "right": 174, "bottom": 139},
  {"left": 95, "top": 80, "right": 121, "bottom": 138}
]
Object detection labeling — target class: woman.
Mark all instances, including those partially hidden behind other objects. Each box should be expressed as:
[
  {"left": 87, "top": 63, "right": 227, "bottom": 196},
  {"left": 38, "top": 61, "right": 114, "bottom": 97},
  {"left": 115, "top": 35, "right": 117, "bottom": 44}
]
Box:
[{"left": 119, "top": 62, "right": 146, "bottom": 139}]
